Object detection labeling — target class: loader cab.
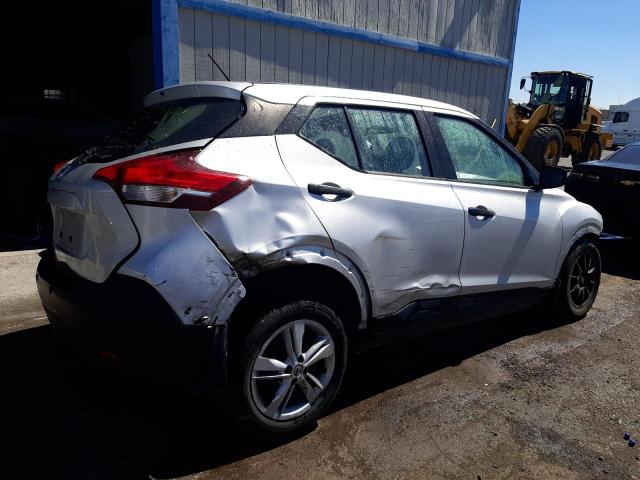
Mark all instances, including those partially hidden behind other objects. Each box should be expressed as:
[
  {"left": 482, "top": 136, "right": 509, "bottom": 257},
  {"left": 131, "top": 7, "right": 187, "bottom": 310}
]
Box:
[{"left": 524, "top": 71, "right": 593, "bottom": 129}]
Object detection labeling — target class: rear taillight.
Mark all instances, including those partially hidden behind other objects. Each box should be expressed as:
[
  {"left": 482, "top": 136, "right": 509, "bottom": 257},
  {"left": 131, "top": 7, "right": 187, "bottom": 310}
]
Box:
[{"left": 93, "top": 148, "right": 251, "bottom": 211}]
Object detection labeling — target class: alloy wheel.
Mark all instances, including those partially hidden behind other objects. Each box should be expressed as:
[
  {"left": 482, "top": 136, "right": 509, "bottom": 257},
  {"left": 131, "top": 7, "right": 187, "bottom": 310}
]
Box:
[
  {"left": 568, "top": 250, "right": 599, "bottom": 308},
  {"left": 249, "top": 319, "right": 335, "bottom": 421}
]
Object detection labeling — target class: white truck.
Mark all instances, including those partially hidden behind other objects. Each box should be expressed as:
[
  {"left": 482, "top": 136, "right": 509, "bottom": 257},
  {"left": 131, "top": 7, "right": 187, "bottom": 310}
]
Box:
[{"left": 610, "top": 97, "right": 640, "bottom": 147}]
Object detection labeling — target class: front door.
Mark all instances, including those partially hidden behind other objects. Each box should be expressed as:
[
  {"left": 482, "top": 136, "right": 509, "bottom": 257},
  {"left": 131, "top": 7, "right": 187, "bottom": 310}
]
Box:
[
  {"left": 276, "top": 104, "right": 465, "bottom": 321},
  {"left": 433, "top": 115, "right": 563, "bottom": 299}
]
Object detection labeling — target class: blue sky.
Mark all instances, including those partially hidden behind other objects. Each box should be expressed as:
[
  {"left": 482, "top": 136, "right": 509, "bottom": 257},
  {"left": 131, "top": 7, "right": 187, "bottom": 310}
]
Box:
[{"left": 509, "top": 0, "right": 640, "bottom": 109}]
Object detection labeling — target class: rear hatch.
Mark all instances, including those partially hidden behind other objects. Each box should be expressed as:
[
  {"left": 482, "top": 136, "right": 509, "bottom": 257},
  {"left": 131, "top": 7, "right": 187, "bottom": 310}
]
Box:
[{"left": 48, "top": 93, "right": 246, "bottom": 283}]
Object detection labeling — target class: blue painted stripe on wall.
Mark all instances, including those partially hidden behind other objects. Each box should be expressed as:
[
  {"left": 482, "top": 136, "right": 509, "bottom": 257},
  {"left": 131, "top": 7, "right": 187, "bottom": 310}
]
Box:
[
  {"left": 501, "top": 0, "right": 521, "bottom": 135},
  {"left": 152, "top": 0, "right": 180, "bottom": 88},
  {"left": 177, "top": 0, "right": 510, "bottom": 69},
  {"left": 152, "top": 0, "right": 162, "bottom": 88}
]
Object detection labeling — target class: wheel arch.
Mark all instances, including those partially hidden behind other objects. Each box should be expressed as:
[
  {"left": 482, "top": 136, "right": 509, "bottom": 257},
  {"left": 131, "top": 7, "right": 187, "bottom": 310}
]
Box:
[
  {"left": 554, "top": 225, "right": 601, "bottom": 281},
  {"left": 230, "top": 247, "right": 372, "bottom": 343}
]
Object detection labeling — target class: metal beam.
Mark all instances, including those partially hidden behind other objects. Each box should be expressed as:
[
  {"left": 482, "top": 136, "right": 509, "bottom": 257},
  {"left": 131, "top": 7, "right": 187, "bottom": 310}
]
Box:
[
  {"left": 501, "top": 0, "right": 522, "bottom": 134},
  {"left": 152, "top": 0, "right": 180, "bottom": 88}
]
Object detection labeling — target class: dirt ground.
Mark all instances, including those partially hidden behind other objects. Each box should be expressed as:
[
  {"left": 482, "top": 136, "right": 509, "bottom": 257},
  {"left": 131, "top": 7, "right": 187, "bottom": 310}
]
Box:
[{"left": 0, "top": 237, "right": 639, "bottom": 479}]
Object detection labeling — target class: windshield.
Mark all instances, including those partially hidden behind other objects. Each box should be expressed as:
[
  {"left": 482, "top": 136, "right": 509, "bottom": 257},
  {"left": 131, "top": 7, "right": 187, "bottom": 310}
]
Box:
[
  {"left": 530, "top": 74, "right": 569, "bottom": 107},
  {"left": 87, "top": 97, "right": 244, "bottom": 163}
]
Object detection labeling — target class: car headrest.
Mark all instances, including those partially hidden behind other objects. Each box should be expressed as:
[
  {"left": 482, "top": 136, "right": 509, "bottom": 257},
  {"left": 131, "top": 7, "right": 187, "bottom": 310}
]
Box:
[{"left": 385, "top": 137, "right": 416, "bottom": 173}]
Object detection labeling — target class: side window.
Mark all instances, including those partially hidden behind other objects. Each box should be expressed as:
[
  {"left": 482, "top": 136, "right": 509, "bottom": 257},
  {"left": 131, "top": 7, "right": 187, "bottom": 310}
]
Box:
[
  {"left": 613, "top": 111, "right": 629, "bottom": 123},
  {"left": 436, "top": 116, "right": 527, "bottom": 187},
  {"left": 346, "top": 108, "right": 431, "bottom": 176},
  {"left": 299, "top": 106, "right": 359, "bottom": 169}
]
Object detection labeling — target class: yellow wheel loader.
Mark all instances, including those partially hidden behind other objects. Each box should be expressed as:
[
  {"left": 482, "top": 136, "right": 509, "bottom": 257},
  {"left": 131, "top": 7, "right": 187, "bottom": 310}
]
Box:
[{"left": 505, "top": 71, "right": 614, "bottom": 171}]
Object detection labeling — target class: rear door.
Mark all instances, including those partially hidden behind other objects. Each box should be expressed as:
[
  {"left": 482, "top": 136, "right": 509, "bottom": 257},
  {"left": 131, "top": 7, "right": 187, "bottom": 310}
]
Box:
[
  {"left": 276, "top": 101, "right": 465, "bottom": 323},
  {"left": 431, "top": 114, "right": 563, "bottom": 304}
]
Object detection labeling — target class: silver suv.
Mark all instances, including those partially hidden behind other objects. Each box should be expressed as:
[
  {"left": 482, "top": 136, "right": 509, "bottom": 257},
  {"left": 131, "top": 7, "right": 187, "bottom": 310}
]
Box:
[{"left": 37, "top": 82, "right": 603, "bottom": 436}]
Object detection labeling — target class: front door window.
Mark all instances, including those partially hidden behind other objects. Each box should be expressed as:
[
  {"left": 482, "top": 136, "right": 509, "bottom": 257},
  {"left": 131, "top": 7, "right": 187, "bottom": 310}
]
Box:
[{"left": 436, "top": 116, "right": 527, "bottom": 187}]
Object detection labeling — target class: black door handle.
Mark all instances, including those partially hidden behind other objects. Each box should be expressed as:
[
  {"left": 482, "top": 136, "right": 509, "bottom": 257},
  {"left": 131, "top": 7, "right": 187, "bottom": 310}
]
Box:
[
  {"left": 468, "top": 205, "right": 495, "bottom": 219},
  {"left": 308, "top": 183, "right": 353, "bottom": 199}
]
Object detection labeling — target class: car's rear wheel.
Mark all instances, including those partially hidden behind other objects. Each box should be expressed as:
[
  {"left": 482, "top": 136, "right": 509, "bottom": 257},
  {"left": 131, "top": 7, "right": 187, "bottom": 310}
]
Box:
[
  {"left": 555, "top": 240, "right": 601, "bottom": 318},
  {"left": 233, "top": 300, "right": 347, "bottom": 436}
]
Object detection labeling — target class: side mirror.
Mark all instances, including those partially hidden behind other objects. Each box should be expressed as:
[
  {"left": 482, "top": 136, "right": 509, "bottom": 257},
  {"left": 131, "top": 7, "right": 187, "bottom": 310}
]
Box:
[
  {"left": 535, "top": 166, "right": 567, "bottom": 190},
  {"left": 519, "top": 78, "right": 526, "bottom": 90}
]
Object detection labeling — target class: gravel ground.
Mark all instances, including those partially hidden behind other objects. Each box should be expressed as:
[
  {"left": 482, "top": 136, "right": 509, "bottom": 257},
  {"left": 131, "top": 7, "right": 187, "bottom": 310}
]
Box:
[{"left": 0, "top": 238, "right": 639, "bottom": 479}]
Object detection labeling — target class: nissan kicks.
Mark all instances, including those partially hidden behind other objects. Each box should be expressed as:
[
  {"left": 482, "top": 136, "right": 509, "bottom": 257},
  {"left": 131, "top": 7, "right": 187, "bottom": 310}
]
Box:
[{"left": 37, "top": 82, "right": 603, "bottom": 436}]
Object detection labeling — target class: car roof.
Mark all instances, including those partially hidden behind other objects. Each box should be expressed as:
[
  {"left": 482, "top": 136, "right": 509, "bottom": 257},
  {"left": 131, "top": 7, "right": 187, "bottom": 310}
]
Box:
[{"left": 144, "top": 81, "right": 475, "bottom": 119}]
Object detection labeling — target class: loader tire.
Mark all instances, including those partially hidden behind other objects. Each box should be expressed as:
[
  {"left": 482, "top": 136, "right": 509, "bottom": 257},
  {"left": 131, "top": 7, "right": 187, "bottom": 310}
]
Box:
[
  {"left": 523, "top": 126, "right": 563, "bottom": 171},
  {"left": 574, "top": 132, "right": 602, "bottom": 164}
]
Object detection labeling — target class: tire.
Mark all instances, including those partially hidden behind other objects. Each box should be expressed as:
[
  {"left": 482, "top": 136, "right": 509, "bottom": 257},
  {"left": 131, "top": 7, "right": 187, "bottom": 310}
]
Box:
[
  {"left": 232, "top": 300, "right": 348, "bottom": 437},
  {"left": 554, "top": 240, "right": 601, "bottom": 319},
  {"left": 575, "top": 132, "right": 602, "bottom": 164},
  {"left": 523, "top": 126, "right": 563, "bottom": 171}
]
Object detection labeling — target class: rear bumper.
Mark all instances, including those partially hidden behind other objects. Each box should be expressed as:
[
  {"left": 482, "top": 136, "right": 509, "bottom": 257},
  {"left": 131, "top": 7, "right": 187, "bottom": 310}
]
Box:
[{"left": 36, "top": 249, "right": 228, "bottom": 390}]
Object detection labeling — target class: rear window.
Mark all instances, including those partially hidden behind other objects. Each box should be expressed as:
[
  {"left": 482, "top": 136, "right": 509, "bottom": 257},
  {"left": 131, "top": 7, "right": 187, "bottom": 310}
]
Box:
[
  {"left": 299, "top": 106, "right": 359, "bottom": 169},
  {"left": 88, "top": 97, "right": 244, "bottom": 162},
  {"left": 608, "top": 144, "right": 640, "bottom": 164}
]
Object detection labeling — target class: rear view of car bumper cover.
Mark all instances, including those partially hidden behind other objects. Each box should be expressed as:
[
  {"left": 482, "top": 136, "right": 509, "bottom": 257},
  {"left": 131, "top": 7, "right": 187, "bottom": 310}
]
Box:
[
  {"left": 37, "top": 249, "right": 229, "bottom": 389},
  {"left": 118, "top": 205, "right": 246, "bottom": 327}
]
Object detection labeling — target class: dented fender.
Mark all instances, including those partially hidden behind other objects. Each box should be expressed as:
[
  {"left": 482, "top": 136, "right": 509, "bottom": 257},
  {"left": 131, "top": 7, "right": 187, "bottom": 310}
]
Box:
[
  {"left": 118, "top": 205, "right": 245, "bottom": 326},
  {"left": 237, "top": 245, "right": 371, "bottom": 329}
]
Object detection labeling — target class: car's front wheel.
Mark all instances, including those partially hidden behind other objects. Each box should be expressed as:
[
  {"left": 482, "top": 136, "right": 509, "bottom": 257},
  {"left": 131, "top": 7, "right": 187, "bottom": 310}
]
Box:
[
  {"left": 234, "top": 300, "right": 347, "bottom": 436},
  {"left": 555, "top": 240, "right": 601, "bottom": 318}
]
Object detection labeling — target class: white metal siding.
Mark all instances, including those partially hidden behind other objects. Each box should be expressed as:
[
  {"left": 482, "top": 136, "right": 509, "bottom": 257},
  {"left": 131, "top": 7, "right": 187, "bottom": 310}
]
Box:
[
  {"left": 177, "top": 1, "right": 517, "bottom": 130},
  {"left": 231, "top": 0, "right": 516, "bottom": 57}
]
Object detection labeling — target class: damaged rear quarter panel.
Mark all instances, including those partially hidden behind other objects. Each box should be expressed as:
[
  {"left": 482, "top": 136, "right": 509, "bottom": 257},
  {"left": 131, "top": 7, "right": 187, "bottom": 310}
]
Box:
[
  {"left": 192, "top": 136, "right": 334, "bottom": 268},
  {"left": 192, "top": 136, "right": 372, "bottom": 323},
  {"left": 118, "top": 205, "right": 245, "bottom": 326}
]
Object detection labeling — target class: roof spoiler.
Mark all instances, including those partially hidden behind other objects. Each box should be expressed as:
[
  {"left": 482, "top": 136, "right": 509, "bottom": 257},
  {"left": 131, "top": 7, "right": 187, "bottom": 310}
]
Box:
[{"left": 143, "top": 82, "right": 253, "bottom": 107}]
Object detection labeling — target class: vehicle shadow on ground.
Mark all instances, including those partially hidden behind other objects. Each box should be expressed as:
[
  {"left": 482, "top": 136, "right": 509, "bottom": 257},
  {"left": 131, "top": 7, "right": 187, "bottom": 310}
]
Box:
[
  {"left": 0, "top": 240, "right": 631, "bottom": 480},
  {"left": 0, "top": 314, "right": 578, "bottom": 480}
]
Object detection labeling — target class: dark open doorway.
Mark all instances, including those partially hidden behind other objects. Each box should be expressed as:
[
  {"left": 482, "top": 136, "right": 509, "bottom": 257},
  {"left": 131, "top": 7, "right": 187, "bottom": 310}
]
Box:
[{"left": 0, "top": 0, "right": 154, "bottom": 249}]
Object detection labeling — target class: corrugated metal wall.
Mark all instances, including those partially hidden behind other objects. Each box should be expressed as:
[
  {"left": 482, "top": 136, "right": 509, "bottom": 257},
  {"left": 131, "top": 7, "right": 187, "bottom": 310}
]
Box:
[
  {"left": 177, "top": 0, "right": 518, "bottom": 130},
  {"left": 227, "top": 0, "right": 516, "bottom": 58}
]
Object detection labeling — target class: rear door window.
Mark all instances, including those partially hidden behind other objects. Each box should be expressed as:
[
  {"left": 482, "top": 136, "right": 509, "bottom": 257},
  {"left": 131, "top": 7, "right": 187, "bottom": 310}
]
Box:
[
  {"left": 298, "top": 106, "right": 359, "bottom": 169},
  {"left": 89, "top": 97, "right": 244, "bottom": 162},
  {"left": 346, "top": 108, "right": 430, "bottom": 176}
]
